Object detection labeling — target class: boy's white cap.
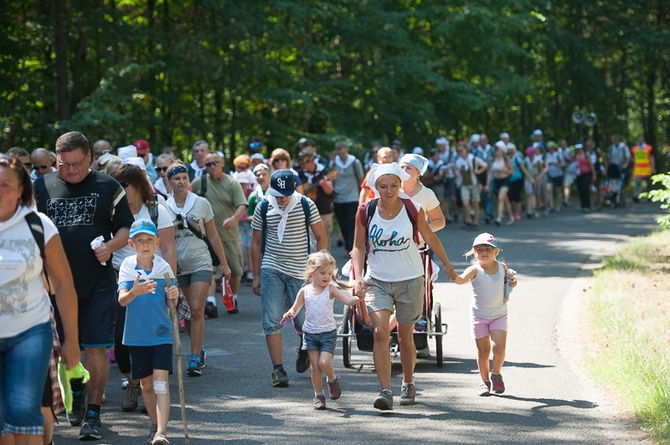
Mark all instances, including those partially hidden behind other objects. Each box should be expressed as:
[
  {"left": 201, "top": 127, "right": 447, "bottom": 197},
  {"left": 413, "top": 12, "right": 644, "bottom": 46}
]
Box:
[{"left": 472, "top": 232, "right": 498, "bottom": 248}]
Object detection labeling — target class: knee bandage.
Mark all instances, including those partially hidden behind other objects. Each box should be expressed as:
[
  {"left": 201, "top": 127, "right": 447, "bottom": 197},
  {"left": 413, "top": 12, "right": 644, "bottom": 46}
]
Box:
[{"left": 153, "top": 380, "right": 168, "bottom": 394}]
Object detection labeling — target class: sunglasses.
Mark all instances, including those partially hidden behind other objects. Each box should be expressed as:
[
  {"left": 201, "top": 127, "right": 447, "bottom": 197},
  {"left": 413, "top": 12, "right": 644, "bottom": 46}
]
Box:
[
  {"left": 35, "top": 164, "right": 50, "bottom": 170},
  {"left": 175, "top": 214, "right": 184, "bottom": 230},
  {"left": 205, "top": 161, "right": 220, "bottom": 167},
  {"left": 156, "top": 166, "right": 168, "bottom": 173}
]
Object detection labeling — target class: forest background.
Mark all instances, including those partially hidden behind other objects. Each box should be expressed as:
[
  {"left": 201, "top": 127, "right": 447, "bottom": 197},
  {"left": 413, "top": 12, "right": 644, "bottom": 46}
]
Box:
[{"left": 2, "top": 1, "right": 669, "bottom": 167}]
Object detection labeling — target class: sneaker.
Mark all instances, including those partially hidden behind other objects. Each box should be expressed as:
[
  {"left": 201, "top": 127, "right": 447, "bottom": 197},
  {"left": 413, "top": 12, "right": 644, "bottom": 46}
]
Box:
[
  {"left": 122, "top": 383, "right": 142, "bottom": 412},
  {"left": 79, "top": 410, "right": 102, "bottom": 440},
  {"left": 526, "top": 212, "right": 533, "bottom": 219},
  {"left": 146, "top": 426, "right": 158, "bottom": 445},
  {"left": 373, "top": 389, "right": 394, "bottom": 411},
  {"left": 152, "top": 433, "right": 170, "bottom": 445},
  {"left": 204, "top": 301, "right": 218, "bottom": 318},
  {"left": 199, "top": 348, "right": 206, "bottom": 369},
  {"left": 178, "top": 318, "right": 187, "bottom": 333},
  {"left": 187, "top": 354, "right": 202, "bottom": 377},
  {"left": 513, "top": 213, "right": 521, "bottom": 221},
  {"left": 108, "top": 346, "right": 116, "bottom": 364},
  {"left": 271, "top": 368, "right": 289, "bottom": 387},
  {"left": 478, "top": 381, "right": 491, "bottom": 396},
  {"left": 494, "top": 217, "right": 502, "bottom": 226},
  {"left": 491, "top": 372, "right": 505, "bottom": 394},
  {"left": 504, "top": 217, "right": 515, "bottom": 226},
  {"left": 313, "top": 394, "right": 326, "bottom": 410},
  {"left": 67, "top": 386, "right": 86, "bottom": 426},
  {"left": 416, "top": 345, "right": 430, "bottom": 359},
  {"left": 296, "top": 347, "right": 310, "bottom": 373},
  {"left": 400, "top": 382, "right": 416, "bottom": 405},
  {"left": 121, "top": 378, "right": 129, "bottom": 389},
  {"left": 327, "top": 376, "right": 341, "bottom": 400}
]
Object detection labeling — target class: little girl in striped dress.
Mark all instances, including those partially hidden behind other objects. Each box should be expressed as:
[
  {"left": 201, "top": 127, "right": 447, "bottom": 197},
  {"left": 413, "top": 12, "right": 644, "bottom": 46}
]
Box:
[{"left": 282, "top": 250, "right": 362, "bottom": 410}]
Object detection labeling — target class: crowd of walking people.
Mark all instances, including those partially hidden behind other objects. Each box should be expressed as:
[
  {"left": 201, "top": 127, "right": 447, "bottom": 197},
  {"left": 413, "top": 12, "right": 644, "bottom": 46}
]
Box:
[{"left": 0, "top": 128, "right": 661, "bottom": 444}]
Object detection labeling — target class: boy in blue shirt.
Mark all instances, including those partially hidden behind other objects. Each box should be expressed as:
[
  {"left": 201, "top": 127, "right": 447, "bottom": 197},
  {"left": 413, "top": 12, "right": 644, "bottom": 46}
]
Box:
[{"left": 118, "top": 219, "right": 178, "bottom": 445}]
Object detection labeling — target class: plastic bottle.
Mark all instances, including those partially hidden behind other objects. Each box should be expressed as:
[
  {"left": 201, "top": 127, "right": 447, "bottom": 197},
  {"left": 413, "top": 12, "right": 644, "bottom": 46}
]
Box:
[{"left": 221, "top": 278, "right": 235, "bottom": 312}]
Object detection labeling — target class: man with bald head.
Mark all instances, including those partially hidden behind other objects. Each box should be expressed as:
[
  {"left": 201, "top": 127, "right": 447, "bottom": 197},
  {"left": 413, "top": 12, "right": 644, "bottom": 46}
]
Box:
[
  {"left": 91, "top": 140, "right": 113, "bottom": 171},
  {"left": 30, "top": 148, "right": 56, "bottom": 181},
  {"left": 191, "top": 152, "right": 248, "bottom": 317}
]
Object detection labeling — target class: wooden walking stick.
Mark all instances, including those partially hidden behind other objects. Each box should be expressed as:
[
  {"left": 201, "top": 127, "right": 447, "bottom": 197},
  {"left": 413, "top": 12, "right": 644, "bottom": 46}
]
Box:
[{"left": 165, "top": 273, "right": 190, "bottom": 444}]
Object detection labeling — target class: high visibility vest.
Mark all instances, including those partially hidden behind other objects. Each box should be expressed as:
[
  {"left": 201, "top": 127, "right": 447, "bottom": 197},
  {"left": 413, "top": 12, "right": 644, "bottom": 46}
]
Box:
[{"left": 632, "top": 144, "right": 653, "bottom": 177}]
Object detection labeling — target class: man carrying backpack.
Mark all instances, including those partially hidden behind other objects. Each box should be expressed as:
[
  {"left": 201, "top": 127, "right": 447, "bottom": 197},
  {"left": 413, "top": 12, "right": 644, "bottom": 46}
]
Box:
[{"left": 250, "top": 169, "right": 328, "bottom": 387}]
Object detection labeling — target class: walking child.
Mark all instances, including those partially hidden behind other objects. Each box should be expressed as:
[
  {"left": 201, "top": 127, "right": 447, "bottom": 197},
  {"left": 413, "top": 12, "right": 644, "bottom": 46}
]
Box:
[
  {"left": 118, "top": 219, "right": 179, "bottom": 445},
  {"left": 281, "top": 250, "right": 362, "bottom": 410},
  {"left": 452, "top": 233, "right": 517, "bottom": 396}
]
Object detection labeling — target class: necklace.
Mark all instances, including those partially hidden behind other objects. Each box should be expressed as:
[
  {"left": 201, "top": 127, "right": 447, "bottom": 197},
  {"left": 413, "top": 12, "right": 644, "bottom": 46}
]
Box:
[{"left": 379, "top": 202, "right": 397, "bottom": 217}]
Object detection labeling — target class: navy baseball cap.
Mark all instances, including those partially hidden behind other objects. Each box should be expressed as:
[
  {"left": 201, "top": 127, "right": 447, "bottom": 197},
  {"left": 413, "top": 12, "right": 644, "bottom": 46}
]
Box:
[{"left": 268, "top": 169, "right": 296, "bottom": 197}]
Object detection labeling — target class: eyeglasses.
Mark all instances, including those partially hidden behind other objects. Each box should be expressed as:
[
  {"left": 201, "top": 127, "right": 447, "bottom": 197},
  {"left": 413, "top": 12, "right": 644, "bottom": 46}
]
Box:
[
  {"left": 35, "top": 164, "right": 50, "bottom": 170},
  {"left": 273, "top": 158, "right": 288, "bottom": 163},
  {"left": 156, "top": 166, "right": 168, "bottom": 173},
  {"left": 175, "top": 214, "right": 184, "bottom": 230},
  {"left": 205, "top": 161, "right": 220, "bottom": 167},
  {"left": 58, "top": 154, "right": 89, "bottom": 169},
  {"left": 120, "top": 182, "right": 130, "bottom": 188}
]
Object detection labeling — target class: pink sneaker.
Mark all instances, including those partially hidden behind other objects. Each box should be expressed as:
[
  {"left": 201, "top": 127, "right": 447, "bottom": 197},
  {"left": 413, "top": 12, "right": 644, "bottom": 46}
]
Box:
[
  {"left": 179, "top": 318, "right": 187, "bottom": 333},
  {"left": 108, "top": 347, "right": 116, "bottom": 364},
  {"left": 513, "top": 213, "right": 521, "bottom": 221},
  {"left": 491, "top": 372, "right": 505, "bottom": 394}
]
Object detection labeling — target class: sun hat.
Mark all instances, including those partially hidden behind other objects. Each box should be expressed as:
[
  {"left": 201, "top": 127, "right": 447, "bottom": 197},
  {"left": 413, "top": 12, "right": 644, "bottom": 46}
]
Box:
[
  {"left": 472, "top": 232, "right": 498, "bottom": 248},
  {"left": 399, "top": 153, "right": 429, "bottom": 175},
  {"left": 117, "top": 145, "right": 138, "bottom": 159},
  {"left": 130, "top": 218, "right": 158, "bottom": 238},
  {"left": 121, "top": 156, "right": 147, "bottom": 171}
]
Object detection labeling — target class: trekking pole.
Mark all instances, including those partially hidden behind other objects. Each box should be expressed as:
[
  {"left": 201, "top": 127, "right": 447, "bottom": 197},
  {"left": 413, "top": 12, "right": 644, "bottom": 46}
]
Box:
[{"left": 164, "top": 273, "right": 189, "bottom": 444}]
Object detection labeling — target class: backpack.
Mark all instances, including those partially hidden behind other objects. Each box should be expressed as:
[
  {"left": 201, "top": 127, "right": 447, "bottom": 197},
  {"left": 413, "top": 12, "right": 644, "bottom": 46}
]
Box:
[
  {"left": 357, "top": 198, "right": 420, "bottom": 254},
  {"left": 195, "top": 174, "right": 208, "bottom": 197},
  {"left": 259, "top": 196, "right": 311, "bottom": 255},
  {"left": 26, "top": 211, "right": 46, "bottom": 266},
  {"left": 148, "top": 194, "right": 160, "bottom": 226}
]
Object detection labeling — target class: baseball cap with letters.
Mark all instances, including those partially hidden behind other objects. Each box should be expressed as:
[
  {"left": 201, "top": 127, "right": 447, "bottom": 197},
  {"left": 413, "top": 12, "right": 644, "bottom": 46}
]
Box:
[
  {"left": 268, "top": 169, "right": 296, "bottom": 197},
  {"left": 129, "top": 218, "right": 158, "bottom": 238}
]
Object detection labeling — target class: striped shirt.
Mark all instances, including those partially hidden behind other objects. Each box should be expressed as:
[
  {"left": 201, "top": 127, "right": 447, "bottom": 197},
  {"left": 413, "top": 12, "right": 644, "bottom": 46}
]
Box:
[{"left": 251, "top": 197, "right": 320, "bottom": 279}]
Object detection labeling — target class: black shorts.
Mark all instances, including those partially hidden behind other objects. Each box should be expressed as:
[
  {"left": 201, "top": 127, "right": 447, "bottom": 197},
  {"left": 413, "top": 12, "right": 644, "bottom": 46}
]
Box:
[
  {"left": 508, "top": 179, "right": 524, "bottom": 202},
  {"left": 129, "top": 344, "right": 173, "bottom": 380},
  {"left": 79, "top": 290, "right": 117, "bottom": 348}
]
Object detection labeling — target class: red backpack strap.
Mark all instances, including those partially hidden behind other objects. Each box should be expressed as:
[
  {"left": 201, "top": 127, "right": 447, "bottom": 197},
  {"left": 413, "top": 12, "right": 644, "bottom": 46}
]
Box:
[{"left": 400, "top": 198, "right": 420, "bottom": 245}]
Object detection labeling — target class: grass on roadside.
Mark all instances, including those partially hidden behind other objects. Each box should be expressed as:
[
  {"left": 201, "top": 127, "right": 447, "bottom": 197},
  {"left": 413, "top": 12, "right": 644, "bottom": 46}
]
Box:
[{"left": 586, "top": 229, "right": 670, "bottom": 444}]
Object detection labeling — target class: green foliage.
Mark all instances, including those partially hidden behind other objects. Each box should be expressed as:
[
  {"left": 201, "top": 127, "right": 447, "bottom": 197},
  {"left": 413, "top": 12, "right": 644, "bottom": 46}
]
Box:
[
  {"left": 1, "top": 0, "right": 669, "bottom": 160},
  {"left": 641, "top": 174, "right": 670, "bottom": 228}
]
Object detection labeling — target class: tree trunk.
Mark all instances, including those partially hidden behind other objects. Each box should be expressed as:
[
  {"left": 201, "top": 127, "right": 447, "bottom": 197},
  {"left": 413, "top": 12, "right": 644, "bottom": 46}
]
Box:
[{"left": 54, "top": 0, "right": 70, "bottom": 121}]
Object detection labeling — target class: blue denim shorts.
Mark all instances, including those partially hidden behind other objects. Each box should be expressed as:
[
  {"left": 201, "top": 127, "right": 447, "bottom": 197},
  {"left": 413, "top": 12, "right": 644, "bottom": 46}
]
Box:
[
  {"left": 259, "top": 268, "right": 305, "bottom": 335},
  {"left": 303, "top": 329, "right": 337, "bottom": 355},
  {"left": 0, "top": 321, "right": 52, "bottom": 436}
]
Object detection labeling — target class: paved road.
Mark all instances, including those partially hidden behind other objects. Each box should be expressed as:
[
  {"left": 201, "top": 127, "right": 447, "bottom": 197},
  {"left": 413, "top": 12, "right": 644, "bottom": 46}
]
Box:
[{"left": 54, "top": 203, "right": 663, "bottom": 444}]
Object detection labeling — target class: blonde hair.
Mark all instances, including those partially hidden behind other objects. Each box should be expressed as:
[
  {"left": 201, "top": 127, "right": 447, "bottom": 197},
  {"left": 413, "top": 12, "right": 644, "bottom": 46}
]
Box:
[
  {"left": 233, "top": 154, "right": 251, "bottom": 168},
  {"left": 304, "top": 250, "right": 337, "bottom": 283},
  {"left": 269, "top": 148, "right": 293, "bottom": 167},
  {"left": 464, "top": 246, "right": 502, "bottom": 264}
]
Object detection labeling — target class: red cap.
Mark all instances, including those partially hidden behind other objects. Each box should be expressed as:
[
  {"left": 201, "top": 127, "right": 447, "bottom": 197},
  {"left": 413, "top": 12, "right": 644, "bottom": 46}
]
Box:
[{"left": 134, "top": 139, "right": 149, "bottom": 154}]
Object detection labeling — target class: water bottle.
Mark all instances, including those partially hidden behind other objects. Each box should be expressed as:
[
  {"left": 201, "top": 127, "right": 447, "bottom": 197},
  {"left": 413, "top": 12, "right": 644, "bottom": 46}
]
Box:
[{"left": 221, "top": 278, "right": 235, "bottom": 312}]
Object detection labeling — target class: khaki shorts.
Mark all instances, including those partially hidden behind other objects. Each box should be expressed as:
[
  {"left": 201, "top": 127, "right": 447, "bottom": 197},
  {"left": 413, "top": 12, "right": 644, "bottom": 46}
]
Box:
[
  {"left": 222, "top": 240, "right": 244, "bottom": 277},
  {"left": 365, "top": 275, "right": 424, "bottom": 326},
  {"left": 460, "top": 184, "right": 481, "bottom": 203}
]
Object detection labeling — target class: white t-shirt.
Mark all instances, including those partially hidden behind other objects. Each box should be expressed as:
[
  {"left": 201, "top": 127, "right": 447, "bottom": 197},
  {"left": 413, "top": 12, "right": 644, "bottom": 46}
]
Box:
[
  {"left": 112, "top": 204, "right": 173, "bottom": 270},
  {"left": 407, "top": 185, "right": 440, "bottom": 245},
  {"left": 0, "top": 206, "right": 58, "bottom": 338},
  {"left": 365, "top": 201, "right": 423, "bottom": 282}
]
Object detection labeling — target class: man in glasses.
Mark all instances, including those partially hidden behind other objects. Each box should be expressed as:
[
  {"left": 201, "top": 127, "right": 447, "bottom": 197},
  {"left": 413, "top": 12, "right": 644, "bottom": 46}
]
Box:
[
  {"left": 29, "top": 147, "right": 56, "bottom": 181},
  {"left": 191, "top": 152, "right": 248, "bottom": 317},
  {"left": 34, "top": 131, "right": 134, "bottom": 441}
]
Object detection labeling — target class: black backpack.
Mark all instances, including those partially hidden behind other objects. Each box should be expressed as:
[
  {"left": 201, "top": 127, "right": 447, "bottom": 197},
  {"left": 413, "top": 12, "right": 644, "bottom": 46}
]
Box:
[{"left": 259, "top": 197, "right": 311, "bottom": 255}]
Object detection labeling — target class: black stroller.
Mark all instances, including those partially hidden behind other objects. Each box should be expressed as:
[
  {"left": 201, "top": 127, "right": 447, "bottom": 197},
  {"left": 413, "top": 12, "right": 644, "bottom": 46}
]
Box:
[{"left": 338, "top": 248, "right": 447, "bottom": 367}]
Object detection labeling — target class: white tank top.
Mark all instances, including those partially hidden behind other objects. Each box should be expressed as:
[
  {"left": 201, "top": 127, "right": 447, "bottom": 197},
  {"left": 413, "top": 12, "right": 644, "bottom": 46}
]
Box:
[
  {"left": 302, "top": 284, "right": 336, "bottom": 334},
  {"left": 365, "top": 203, "right": 423, "bottom": 282},
  {"left": 470, "top": 261, "right": 507, "bottom": 319}
]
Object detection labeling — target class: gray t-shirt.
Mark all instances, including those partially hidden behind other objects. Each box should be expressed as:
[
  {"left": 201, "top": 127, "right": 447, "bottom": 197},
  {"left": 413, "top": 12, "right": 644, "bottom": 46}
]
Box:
[
  {"left": 330, "top": 157, "right": 364, "bottom": 203},
  {"left": 170, "top": 197, "right": 214, "bottom": 275}
]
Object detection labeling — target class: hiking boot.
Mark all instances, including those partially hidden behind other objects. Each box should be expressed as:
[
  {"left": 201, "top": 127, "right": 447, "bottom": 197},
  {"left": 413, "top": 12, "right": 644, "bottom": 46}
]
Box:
[
  {"left": 122, "top": 383, "right": 141, "bottom": 412},
  {"left": 204, "top": 301, "right": 218, "bottom": 318},
  {"left": 146, "top": 426, "right": 158, "bottom": 445},
  {"left": 187, "top": 354, "right": 202, "bottom": 377},
  {"left": 491, "top": 372, "right": 505, "bottom": 394},
  {"left": 152, "top": 433, "right": 170, "bottom": 445},
  {"left": 79, "top": 410, "right": 102, "bottom": 440},
  {"left": 400, "top": 382, "right": 416, "bottom": 406},
  {"left": 478, "top": 381, "right": 491, "bottom": 396},
  {"left": 199, "top": 348, "right": 206, "bottom": 369},
  {"left": 313, "top": 394, "right": 326, "bottom": 410},
  {"left": 67, "top": 387, "right": 87, "bottom": 426},
  {"left": 373, "top": 389, "right": 394, "bottom": 411},
  {"left": 296, "top": 347, "right": 310, "bottom": 373},
  {"left": 327, "top": 376, "right": 341, "bottom": 400},
  {"left": 271, "top": 368, "right": 289, "bottom": 387}
]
